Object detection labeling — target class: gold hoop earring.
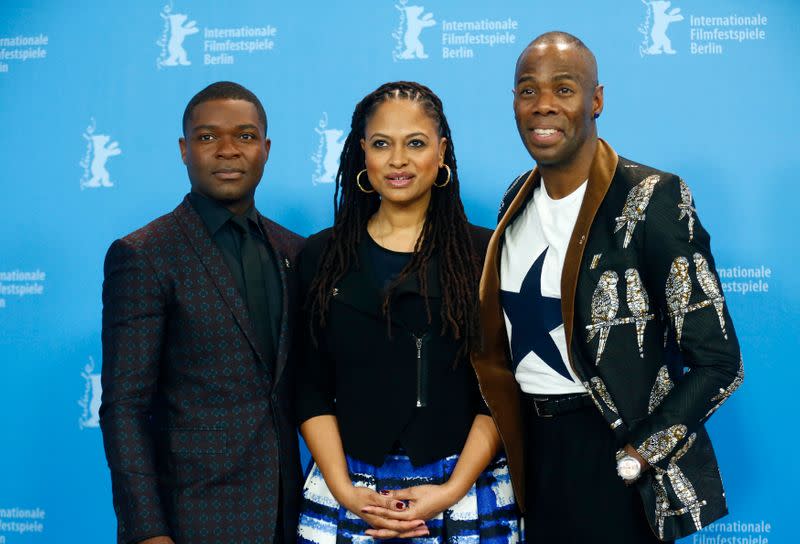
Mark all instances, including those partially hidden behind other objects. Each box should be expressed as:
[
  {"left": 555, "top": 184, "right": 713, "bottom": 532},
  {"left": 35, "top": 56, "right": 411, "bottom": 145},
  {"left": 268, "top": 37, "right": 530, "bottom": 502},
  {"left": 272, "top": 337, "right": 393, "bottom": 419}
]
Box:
[
  {"left": 355, "top": 169, "right": 375, "bottom": 194},
  {"left": 434, "top": 164, "right": 451, "bottom": 188}
]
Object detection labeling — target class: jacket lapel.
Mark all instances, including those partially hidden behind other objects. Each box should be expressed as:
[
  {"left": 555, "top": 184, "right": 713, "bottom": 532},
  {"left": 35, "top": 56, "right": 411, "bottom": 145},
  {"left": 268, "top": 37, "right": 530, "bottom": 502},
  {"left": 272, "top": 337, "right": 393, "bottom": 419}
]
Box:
[
  {"left": 258, "top": 215, "right": 292, "bottom": 389},
  {"left": 560, "top": 139, "right": 618, "bottom": 364},
  {"left": 172, "top": 197, "right": 268, "bottom": 370}
]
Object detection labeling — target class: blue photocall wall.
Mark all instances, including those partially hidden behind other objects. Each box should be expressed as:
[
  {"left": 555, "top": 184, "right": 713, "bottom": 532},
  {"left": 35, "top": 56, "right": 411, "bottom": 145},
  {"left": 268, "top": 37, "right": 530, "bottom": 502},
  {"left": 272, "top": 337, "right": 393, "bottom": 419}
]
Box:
[{"left": 1, "top": 1, "right": 795, "bottom": 542}]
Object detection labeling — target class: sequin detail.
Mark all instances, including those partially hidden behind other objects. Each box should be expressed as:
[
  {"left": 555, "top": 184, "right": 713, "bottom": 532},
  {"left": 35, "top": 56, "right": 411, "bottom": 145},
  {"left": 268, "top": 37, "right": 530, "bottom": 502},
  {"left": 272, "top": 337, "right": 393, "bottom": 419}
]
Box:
[
  {"left": 705, "top": 358, "right": 744, "bottom": 419},
  {"left": 625, "top": 268, "right": 655, "bottom": 357},
  {"left": 648, "top": 365, "right": 674, "bottom": 414},
  {"left": 586, "top": 268, "right": 654, "bottom": 363},
  {"left": 637, "top": 424, "right": 687, "bottom": 466},
  {"left": 585, "top": 377, "right": 623, "bottom": 430},
  {"left": 678, "top": 179, "right": 696, "bottom": 242},
  {"left": 693, "top": 253, "right": 727, "bottom": 339},
  {"left": 587, "top": 271, "right": 619, "bottom": 364},
  {"left": 652, "top": 433, "right": 707, "bottom": 538},
  {"left": 665, "top": 257, "right": 692, "bottom": 345},
  {"left": 614, "top": 175, "right": 659, "bottom": 248}
]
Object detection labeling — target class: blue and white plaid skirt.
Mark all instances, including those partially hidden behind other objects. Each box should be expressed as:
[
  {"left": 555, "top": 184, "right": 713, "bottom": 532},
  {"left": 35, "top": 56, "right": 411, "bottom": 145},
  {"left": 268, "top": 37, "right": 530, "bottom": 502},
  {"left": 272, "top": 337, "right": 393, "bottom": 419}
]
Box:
[{"left": 297, "top": 453, "right": 522, "bottom": 543}]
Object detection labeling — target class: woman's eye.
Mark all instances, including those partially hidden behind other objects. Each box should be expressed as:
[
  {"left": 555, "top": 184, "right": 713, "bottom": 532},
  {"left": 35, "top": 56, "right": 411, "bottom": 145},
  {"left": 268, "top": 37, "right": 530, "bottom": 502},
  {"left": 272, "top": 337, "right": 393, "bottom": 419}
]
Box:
[
  {"left": 408, "top": 139, "right": 425, "bottom": 148},
  {"left": 372, "top": 140, "right": 389, "bottom": 148}
]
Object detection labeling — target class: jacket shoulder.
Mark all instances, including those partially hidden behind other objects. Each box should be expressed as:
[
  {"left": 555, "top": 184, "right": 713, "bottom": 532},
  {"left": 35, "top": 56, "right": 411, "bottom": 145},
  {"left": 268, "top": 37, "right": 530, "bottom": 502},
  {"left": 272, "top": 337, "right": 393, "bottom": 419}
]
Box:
[
  {"left": 614, "top": 156, "right": 681, "bottom": 189},
  {"left": 497, "top": 169, "right": 533, "bottom": 224},
  {"left": 260, "top": 215, "right": 305, "bottom": 258},
  {"left": 115, "top": 210, "right": 178, "bottom": 251},
  {"left": 467, "top": 224, "right": 493, "bottom": 260}
]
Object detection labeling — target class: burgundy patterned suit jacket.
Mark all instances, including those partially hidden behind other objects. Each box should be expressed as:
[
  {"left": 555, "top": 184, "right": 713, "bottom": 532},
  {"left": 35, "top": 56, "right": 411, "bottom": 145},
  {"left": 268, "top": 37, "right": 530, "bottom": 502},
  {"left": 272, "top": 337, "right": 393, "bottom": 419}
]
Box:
[{"left": 100, "top": 195, "right": 304, "bottom": 544}]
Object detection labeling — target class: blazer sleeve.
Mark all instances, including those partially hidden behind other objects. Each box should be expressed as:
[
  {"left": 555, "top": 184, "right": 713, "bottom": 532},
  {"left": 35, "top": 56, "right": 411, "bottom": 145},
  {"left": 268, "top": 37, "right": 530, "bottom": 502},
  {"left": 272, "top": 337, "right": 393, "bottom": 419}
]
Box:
[
  {"left": 629, "top": 175, "right": 744, "bottom": 469},
  {"left": 99, "top": 239, "right": 171, "bottom": 543},
  {"left": 293, "top": 242, "right": 337, "bottom": 424}
]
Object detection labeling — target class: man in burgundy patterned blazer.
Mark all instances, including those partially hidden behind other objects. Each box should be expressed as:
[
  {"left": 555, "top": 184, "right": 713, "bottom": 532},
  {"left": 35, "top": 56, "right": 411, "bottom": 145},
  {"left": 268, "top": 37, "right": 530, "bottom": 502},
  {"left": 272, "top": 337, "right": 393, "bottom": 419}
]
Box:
[{"left": 100, "top": 82, "right": 304, "bottom": 544}]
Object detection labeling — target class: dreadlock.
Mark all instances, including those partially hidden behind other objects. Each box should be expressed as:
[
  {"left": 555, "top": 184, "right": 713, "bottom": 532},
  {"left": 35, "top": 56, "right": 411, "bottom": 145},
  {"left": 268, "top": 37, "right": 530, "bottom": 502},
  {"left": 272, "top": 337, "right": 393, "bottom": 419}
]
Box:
[{"left": 307, "top": 81, "right": 481, "bottom": 360}]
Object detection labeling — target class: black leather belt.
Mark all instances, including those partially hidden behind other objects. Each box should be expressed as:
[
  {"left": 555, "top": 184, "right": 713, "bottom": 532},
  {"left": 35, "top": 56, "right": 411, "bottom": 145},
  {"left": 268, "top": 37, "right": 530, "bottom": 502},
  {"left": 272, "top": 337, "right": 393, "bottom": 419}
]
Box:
[{"left": 524, "top": 392, "right": 593, "bottom": 418}]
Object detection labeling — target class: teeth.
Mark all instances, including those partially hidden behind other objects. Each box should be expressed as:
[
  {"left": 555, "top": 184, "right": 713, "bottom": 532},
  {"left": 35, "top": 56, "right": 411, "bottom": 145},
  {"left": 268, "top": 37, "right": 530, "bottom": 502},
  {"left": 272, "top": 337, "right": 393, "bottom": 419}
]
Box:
[{"left": 534, "top": 128, "right": 557, "bottom": 136}]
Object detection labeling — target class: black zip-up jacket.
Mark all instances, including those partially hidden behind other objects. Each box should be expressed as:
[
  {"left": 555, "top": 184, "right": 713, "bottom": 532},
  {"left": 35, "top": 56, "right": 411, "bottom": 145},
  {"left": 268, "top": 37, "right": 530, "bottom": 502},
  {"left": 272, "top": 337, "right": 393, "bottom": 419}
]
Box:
[{"left": 294, "top": 225, "right": 491, "bottom": 466}]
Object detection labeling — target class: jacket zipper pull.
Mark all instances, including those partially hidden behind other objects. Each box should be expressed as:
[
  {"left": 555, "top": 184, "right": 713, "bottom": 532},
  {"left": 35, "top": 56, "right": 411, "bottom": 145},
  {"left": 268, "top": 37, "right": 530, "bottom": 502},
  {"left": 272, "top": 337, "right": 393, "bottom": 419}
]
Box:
[{"left": 414, "top": 334, "right": 427, "bottom": 408}]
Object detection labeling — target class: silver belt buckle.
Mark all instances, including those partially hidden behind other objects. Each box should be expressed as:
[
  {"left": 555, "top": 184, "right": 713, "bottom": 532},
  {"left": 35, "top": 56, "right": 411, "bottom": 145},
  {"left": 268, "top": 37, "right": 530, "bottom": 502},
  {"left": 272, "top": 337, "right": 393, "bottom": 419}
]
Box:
[{"left": 534, "top": 397, "right": 553, "bottom": 418}]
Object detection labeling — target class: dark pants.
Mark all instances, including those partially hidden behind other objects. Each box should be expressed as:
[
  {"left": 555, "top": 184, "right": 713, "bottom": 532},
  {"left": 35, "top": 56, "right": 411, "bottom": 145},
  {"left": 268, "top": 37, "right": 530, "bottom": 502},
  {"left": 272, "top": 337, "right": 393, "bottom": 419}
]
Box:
[{"left": 522, "top": 393, "right": 668, "bottom": 543}]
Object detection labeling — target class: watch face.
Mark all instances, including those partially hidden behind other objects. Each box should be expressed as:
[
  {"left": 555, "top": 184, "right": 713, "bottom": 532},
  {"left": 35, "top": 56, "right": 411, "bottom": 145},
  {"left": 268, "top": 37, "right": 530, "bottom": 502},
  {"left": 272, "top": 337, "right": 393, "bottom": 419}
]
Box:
[{"left": 618, "top": 456, "right": 641, "bottom": 480}]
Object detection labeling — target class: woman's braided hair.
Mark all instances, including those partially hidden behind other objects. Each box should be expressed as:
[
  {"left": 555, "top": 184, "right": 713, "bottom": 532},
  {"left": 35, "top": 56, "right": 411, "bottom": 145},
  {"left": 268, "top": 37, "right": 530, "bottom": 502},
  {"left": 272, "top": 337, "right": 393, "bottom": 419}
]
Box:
[{"left": 307, "top": 81, "right": 481, "bottom": 359}]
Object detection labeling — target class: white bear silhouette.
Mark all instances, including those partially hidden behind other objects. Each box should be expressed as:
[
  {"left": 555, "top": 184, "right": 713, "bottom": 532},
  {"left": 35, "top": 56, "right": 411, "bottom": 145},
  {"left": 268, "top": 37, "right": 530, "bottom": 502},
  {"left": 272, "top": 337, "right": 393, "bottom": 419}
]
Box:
[
  {"left": 317, "top": 128, "right": 345, "bottom": 184},
  {"left": 84, "top": 134, "right": 121, "bottom": 188},
  {"left": 399, "top": 6, "right": 436, "bottom": 59},
  {"left": 646, "top": 1, "right": 683, "bottom": 55},
  {"left": 162, "top": 13, "right": 198, "bottom": 66}
]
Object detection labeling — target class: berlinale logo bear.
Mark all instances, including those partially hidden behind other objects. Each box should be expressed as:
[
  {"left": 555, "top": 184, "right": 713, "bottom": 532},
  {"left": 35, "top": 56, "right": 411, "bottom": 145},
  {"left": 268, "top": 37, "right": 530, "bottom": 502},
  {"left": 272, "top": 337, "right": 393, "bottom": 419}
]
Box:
[
  {"left": 639, "top": 0, "right": 684, "bottom": 56},
  {"left": 393, "top": 1, "right": 436, "bottom": 61},
  {"left": 156, "top": 4, "right": 199, "bottom": 68}
]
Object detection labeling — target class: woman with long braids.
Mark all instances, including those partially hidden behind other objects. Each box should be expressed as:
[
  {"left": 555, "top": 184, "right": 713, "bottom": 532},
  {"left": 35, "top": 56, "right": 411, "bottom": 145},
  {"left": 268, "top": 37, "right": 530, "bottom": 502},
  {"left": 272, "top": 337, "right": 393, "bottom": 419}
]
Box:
[{"left": 295, "top": 81, "right": 521, "bottom": 543}]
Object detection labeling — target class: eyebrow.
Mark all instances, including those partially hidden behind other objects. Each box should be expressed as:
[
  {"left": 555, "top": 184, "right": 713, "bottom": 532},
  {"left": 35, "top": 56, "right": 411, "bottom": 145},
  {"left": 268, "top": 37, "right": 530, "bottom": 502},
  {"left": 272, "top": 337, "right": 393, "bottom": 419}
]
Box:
[
  {"left": 369, "top": 131, "right": 429, "bottom": 140},
  {"left": 192, "top": 123, "right": 261, "bottom": 133},
  {"left": 516, "top": 72, "right": 580, "bottom": 86}
]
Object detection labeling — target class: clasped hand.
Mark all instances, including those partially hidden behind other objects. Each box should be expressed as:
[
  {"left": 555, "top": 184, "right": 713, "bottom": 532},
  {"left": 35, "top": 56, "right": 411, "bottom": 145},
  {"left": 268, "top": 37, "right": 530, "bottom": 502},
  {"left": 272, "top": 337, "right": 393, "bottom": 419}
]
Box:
[{"left": 346, "top": 483, "right": 459, "bottom": 539}]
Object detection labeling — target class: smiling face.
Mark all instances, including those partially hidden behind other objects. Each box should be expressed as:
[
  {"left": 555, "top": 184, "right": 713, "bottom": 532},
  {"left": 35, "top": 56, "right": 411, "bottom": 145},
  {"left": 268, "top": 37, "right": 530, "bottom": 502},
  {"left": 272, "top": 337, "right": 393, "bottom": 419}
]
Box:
[
  {"left": 360, "top": 99, "right": 446, "bottom": 209},
  {"left": 179, "top": 99, "right": 270, "bottom": 214},
  {"left": 513, "top": 41, "right": 603, "bottom": 172}
]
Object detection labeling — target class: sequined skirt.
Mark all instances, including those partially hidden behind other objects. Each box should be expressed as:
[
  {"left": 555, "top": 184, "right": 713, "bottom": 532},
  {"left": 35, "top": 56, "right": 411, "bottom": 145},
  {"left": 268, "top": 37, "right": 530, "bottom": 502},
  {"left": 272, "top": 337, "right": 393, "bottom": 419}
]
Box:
[{"left": 297, "top": 453, "right": 522, "bottom": 544}]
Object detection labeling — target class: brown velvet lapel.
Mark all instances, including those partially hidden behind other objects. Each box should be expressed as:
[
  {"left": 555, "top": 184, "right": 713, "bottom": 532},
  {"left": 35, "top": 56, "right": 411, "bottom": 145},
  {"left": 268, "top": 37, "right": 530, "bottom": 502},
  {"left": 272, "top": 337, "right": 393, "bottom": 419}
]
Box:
[{"left": 560, "top": 139, "right": 618, "bottom": 361}]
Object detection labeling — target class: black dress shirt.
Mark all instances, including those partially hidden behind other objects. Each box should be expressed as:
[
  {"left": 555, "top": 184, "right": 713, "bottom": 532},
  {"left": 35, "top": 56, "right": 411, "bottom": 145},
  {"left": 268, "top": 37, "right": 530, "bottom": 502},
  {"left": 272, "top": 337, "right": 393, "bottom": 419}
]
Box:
[{"left": 188, "top": 191, "right": 282, "bottom": 369}]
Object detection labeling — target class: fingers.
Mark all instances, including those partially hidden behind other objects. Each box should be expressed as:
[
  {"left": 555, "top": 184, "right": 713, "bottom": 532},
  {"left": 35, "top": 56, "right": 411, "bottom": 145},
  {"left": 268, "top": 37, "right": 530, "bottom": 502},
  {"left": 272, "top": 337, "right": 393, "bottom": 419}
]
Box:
[
  {"left": 374, "top": 490, "right": 408, "bottom": 511},
  {"left": 362, "top": 514, "right": 425, "bottom": 533},
  {"left": 365, "top": 525, "right": 430, "bottom": 540},
  {"left": 361, "top": 505, "right": 415, "bottom": 521},
  {"left": 386, "top": 486, "right": 417, "bottom": 501}
]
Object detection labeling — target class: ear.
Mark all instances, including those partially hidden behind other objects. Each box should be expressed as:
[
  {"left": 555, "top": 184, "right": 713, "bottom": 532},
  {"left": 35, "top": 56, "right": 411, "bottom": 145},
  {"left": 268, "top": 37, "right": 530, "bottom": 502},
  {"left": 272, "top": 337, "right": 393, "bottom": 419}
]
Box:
[
  {"left": 179, "top": 137, "right": 188, "bottom": 165},
  {"left": 592, "top": 84, "right": 604, "bottom": 119},
  {"left": 263, "top": 137, "right": 272, "bottom": 163},
  {"left": 438, "top": 137, "right": 447, "bottom": 165},
  {"left": 360, "top": 138, "right": 367, "bottom": 153}
]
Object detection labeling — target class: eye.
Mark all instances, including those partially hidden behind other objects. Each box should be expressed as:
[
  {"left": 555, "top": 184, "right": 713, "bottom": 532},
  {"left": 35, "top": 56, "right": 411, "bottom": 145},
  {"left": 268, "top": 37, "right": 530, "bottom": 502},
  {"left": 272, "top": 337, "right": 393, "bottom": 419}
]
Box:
[
  {"left": 408, "top": 139, "right": 426, "bottom": 148},
  {"left": 198, "top": 133, "right": 215, "bottom": 141},
  {"left": 557, "top": 86, "right": 575, "bottom": 95},
  {"left": 518, "top": 87, "right": 535, "bottom": 96},
  {"left": 240, "top": 133, "right": 257, "bottom": 141},
  {"left": 371, "top": 139, "right": 389, "bottom": 148}
]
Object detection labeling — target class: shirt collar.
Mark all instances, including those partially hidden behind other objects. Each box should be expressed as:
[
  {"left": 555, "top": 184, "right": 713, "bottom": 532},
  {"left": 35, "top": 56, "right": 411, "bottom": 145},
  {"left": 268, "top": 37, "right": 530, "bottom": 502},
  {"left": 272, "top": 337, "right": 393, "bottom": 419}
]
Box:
[{"left": 188, "top": 191, "right": 261, "bottom": 236}]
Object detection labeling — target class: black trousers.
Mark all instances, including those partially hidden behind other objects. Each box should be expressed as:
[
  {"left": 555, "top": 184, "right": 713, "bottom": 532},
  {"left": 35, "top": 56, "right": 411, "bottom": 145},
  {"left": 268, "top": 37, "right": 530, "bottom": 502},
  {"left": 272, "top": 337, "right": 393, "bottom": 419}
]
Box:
[{"left": 522, "top": 394, "right": 668, "bottom": 543}]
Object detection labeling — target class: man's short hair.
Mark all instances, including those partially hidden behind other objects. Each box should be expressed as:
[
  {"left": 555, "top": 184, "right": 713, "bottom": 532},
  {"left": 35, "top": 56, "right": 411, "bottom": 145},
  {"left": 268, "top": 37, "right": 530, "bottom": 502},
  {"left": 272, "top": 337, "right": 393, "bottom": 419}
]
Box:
[{"left": 182, "top": 81, "right": 268, "bottom": 136}]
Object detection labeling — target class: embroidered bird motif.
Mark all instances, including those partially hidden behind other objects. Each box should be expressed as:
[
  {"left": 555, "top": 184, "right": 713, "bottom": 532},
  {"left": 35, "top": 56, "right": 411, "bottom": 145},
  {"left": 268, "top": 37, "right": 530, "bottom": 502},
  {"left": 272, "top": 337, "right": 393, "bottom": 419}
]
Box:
[
  {"left": 666, "top": 257, "right": 692, "bottom": 345},
  {"left": 678, "top": 179, "right": 696, "bottom": 242},
  {"left": 693, "top": 253, "right": 727, "bottom": 339},
  {"left": 625, "top": 268, "right": 652, "bottom": 357},
  {"left": 614, "top": 175, "right": 659, "bottom": 248},
  {"left": 588, "top": 270, "right": 619, "bottom": 364}
]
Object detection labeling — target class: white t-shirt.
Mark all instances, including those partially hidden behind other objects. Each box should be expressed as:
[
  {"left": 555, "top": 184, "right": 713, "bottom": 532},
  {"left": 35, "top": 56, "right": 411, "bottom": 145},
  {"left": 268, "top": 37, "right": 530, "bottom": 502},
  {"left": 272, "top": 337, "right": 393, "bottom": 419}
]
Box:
[{"left": 500, "top": 178, "right": 588, "bottom": 395}]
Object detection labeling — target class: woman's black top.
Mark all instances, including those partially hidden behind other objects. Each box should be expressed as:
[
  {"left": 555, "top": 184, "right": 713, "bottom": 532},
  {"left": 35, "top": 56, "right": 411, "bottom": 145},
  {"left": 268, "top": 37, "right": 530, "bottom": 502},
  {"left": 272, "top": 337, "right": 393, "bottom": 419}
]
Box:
[{"left": 294, "top": 225, "right": 492, "bottom": 466}]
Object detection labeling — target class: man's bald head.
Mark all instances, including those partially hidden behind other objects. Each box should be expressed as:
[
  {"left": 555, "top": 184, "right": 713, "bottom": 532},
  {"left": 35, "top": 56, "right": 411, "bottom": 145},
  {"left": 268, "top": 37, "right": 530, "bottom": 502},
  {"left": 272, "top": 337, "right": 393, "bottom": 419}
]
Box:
[{"left": 516, "top": 31, "right": 598, "bottom": 88}]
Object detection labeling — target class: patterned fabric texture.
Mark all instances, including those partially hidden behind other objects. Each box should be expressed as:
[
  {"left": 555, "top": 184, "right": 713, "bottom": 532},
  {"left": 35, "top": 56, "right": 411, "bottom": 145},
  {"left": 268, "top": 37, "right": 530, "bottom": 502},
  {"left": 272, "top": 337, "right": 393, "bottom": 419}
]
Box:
[{"left": 298, "top": 454, "right": 521, "bottom": 544}]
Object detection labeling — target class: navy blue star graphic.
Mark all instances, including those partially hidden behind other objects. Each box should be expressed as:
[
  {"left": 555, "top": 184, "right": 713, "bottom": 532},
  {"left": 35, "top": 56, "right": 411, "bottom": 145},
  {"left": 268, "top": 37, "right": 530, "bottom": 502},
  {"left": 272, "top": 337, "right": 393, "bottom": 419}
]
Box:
[{"left": 500, "top": 247, "right": 572, "bottom": 380}]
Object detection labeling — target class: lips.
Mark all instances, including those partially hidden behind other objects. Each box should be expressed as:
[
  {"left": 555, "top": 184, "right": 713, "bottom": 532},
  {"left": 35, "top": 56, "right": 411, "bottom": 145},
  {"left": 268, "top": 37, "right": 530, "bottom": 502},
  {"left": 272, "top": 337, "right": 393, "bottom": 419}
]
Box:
[
  {"left": 529, "top": 127, "right": 563, "bottom": 145},
  {"left": 213, "top": 168, "right": 245, "bottom": 180},
  {"left": 384, "top": 172, "right": 415, "bottom": 188}
]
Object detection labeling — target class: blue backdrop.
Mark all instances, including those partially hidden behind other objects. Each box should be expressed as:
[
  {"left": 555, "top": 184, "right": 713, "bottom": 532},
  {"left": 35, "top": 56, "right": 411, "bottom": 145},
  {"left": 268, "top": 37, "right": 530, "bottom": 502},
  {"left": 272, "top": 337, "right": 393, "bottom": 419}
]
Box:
[{"left": 1, "top": 1, "right": 795, "bottom": 542}]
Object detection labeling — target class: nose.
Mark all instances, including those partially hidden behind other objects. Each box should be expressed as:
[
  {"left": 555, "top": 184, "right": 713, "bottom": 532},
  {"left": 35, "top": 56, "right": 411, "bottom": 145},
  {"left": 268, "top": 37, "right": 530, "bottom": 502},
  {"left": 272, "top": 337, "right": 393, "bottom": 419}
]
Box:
[
  {"left": 533, "top": 91, "right": 559, "bottom": 116},
  {"left": 215, "top": 136, "right": 241, "bottom": 159},
  {"left": 388, "top": 146, "right": 408, "bottom": 168}
]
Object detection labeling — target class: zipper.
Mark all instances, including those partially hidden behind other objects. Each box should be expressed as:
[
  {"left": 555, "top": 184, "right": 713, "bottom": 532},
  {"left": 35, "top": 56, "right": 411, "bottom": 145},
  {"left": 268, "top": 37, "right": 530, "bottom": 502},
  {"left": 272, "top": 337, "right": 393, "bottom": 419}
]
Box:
[{"left": 413, "top": 333, "right": 429, "bottom": 408}]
